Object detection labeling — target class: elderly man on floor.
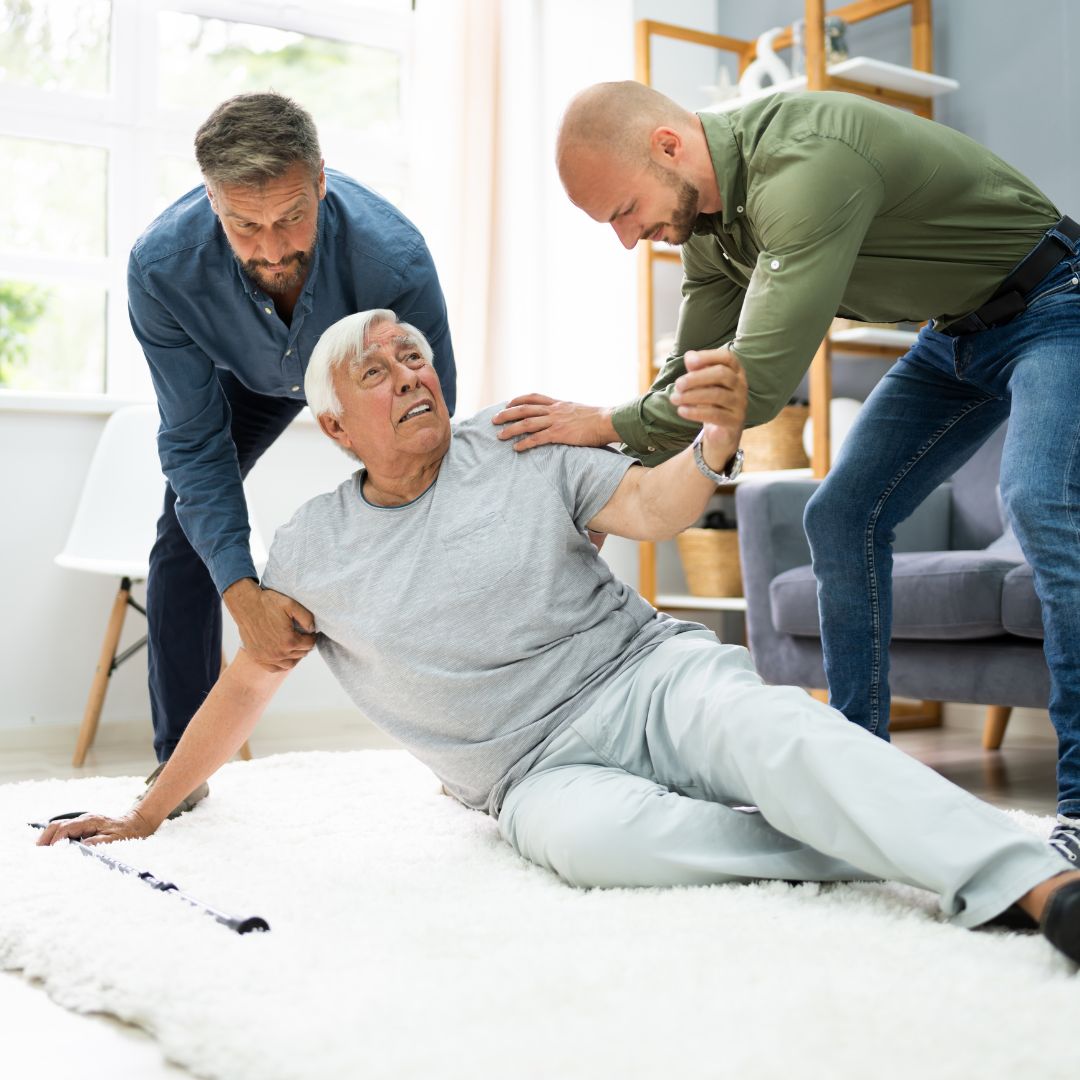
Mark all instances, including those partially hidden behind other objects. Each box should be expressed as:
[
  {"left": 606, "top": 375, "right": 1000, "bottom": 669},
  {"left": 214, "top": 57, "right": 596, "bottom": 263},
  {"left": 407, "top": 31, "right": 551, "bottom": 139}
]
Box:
[{"left": 39, "top": 310, "right": 1080, "bottom": 963}]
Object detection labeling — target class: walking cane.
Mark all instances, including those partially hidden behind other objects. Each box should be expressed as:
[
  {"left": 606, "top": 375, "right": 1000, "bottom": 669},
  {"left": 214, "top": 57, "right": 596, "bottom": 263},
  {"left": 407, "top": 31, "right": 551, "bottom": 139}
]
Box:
[{"left": 30, "top": 814, "right": 270, "bottom": 935}]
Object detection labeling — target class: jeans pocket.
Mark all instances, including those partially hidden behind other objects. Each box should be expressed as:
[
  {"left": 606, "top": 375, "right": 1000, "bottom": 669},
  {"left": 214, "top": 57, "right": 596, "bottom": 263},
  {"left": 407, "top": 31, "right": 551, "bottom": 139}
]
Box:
[{"left": 1026, "top": 261, "right": 1080, "bottom": 309}]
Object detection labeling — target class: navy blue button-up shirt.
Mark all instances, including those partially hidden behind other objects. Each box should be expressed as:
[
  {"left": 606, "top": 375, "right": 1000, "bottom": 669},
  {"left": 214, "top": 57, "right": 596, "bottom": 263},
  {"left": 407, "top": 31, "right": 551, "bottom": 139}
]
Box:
[{"left": 128, "top": 168, "right": 456, "bottom": 594}]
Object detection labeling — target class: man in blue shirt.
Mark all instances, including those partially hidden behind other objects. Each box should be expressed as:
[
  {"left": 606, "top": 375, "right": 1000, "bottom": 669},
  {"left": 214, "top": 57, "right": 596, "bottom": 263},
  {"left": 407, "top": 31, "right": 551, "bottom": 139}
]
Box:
[{"left": 128, "top": 92, "right": 456, "bottom": 782}]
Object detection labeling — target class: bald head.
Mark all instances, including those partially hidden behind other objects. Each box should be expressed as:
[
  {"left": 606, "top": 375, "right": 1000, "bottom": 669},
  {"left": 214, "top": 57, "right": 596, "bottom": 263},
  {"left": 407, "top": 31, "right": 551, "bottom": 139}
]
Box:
[
  {"left": 556, "top": 81, "right": 695, "bottom": 179},
  {"left": 555, "top": 81, "right": 719, "bottom": 248}
]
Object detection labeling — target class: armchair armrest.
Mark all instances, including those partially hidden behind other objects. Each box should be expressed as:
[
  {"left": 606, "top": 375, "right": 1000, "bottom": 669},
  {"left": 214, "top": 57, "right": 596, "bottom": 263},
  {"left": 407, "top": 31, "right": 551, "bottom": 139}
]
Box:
[{"left": 734, "top": 476, "right": 954, "bottom": 681}]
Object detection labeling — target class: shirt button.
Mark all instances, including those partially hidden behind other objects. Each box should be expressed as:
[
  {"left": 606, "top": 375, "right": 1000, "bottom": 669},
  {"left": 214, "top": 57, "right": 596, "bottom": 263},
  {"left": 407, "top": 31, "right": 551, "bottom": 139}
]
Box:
[
  {"left": 647, "top": 445, "right": 656, "bottom": 453},
  {"left": 291, "top": 385, "right": 300, "bottom": 392},
  {"left": 736, "top": 205, "right": 744, "bottom": 213},
  {"left": 285, "top": 348, "right": 292, "bottom": 356},
  {"left": 770, "top": 259, "right": 781, "bottom": 270},
  {"left": 264, "top": 306, "right": 272, "bottom": 315}
]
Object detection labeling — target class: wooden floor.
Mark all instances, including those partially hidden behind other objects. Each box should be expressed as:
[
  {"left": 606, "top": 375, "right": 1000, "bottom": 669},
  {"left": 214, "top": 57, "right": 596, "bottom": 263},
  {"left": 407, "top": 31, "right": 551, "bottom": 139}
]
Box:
[{"left": 0, "top": 709, "right": 1060, "bottom": 816}]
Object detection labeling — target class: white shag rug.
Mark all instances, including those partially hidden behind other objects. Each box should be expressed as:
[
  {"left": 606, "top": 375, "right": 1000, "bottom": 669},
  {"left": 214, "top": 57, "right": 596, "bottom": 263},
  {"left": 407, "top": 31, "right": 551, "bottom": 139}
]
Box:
[{"left": 1, "top": 750, "right": 1077, "bottom": 1080}]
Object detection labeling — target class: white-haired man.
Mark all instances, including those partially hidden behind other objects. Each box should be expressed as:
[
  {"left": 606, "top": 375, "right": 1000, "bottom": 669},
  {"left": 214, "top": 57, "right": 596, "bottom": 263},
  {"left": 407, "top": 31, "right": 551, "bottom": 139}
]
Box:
[{"left": 40, "top": 311, "right": 1080, "bottom": 963}]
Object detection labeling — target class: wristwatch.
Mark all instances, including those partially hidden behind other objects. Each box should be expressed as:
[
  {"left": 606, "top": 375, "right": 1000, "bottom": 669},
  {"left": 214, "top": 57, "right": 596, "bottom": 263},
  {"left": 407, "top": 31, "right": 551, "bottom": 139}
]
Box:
[{"left": 692, "top": 429, "right": 744, "bottom": 484}]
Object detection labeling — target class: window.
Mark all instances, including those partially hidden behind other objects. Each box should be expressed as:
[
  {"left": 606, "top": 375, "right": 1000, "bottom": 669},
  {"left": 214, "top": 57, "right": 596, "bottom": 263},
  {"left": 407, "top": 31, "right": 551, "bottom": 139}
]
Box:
[{"left": 0, "top": 0, "right": 413, "bottom": 397}]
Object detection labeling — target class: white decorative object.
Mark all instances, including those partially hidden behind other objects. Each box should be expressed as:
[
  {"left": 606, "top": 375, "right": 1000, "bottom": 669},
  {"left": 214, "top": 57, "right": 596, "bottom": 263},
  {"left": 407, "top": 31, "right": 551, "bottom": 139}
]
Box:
[
  {"left": 802, "top": 396, "right": 863, "bottom": 467},
  {"left": 737, "top": 27, "right": 791, "bottom": 95},
  {"left": 701, "top": 66, "right": 739, "bottom": 107}
]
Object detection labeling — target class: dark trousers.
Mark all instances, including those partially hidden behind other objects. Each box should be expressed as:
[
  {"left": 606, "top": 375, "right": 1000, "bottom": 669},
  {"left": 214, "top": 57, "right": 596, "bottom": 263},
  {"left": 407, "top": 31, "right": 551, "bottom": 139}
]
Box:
[{"left": 147, "top": 371, "right": 303, "bottom": 761}]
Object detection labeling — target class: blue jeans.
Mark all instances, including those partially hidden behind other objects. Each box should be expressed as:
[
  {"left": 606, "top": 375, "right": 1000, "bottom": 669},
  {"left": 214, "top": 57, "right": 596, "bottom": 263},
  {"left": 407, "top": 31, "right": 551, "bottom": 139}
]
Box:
[{"left": 804, "top": 226, "right": 1080, "bottom": 817}]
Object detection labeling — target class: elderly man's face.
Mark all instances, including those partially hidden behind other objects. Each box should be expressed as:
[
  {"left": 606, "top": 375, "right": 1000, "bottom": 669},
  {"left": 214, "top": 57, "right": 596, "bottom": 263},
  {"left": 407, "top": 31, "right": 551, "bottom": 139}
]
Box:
[
  {"left": 561, "top": 145, "right": 700, "bottom": 249},
  {"left": 325, "top": 320, "right": 450, "bottom": 469},
  {"left": 207, "top": 161, "right": 325, "bottom": 296}
]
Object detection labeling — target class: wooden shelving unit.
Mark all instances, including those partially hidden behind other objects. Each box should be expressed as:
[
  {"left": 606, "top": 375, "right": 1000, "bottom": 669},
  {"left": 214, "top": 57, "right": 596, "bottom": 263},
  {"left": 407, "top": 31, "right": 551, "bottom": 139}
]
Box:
[{"left": 634, "top": 0, "right": 951, "bottom": 611}]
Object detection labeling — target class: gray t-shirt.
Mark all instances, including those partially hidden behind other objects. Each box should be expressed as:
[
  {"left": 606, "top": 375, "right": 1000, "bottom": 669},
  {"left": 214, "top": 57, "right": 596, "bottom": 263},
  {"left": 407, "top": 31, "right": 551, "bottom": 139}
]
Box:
[{"left": 261, "top": 406, "right": 701, "bottom": 816}]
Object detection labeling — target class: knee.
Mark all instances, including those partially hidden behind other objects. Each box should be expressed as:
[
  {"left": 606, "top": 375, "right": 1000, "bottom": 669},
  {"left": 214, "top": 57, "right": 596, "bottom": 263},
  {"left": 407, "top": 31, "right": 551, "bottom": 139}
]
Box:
[
  {"left": 804, "top": 481, "right": 860, "bottom": 559},
  {"left": 998, "top": 482, "right": 1047, "bottom": 546}
]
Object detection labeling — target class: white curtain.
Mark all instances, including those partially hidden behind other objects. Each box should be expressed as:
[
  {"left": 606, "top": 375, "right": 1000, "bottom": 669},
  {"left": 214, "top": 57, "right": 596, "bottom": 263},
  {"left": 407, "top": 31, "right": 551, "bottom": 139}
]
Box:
[{"left": 409, "top": 0, "right": 639, "bottom": 418}]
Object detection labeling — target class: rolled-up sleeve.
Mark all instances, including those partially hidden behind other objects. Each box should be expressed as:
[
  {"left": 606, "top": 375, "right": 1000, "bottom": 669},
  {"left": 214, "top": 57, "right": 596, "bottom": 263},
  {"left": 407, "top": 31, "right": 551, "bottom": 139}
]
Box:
[
  {"left": 128, "top": 253, "right": 255, "bottom": 594},
  {"left": 611, "top": 241, "right": 743, "bottom": 465},
  {"left": 736, "top": 136, "right": 885, "bottom": 426}
]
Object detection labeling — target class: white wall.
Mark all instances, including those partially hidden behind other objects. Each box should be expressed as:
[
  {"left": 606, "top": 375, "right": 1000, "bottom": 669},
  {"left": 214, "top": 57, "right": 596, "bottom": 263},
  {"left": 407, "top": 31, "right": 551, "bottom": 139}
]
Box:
[{"left": 0, "top": 408, "right": 358, "bottom": 734}]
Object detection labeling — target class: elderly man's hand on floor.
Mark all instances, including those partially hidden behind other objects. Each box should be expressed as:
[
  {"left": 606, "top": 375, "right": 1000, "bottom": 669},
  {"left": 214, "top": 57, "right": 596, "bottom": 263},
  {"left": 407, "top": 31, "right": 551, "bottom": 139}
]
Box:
[
  {"left": 224, "top": 580, "right": 317, "bottom": 672},
  {"left": 36, "top": 808, "right": 155, "bottom": 847}
]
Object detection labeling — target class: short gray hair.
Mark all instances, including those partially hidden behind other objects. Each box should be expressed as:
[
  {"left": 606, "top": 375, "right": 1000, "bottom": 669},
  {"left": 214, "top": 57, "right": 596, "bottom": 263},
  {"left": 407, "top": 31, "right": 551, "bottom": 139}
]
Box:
[
  {"left": 305, "top": 309, "right": 435, "bottom": 419},
  {"left": 194, "top": 92, "right": 322, "bottom": 188}
]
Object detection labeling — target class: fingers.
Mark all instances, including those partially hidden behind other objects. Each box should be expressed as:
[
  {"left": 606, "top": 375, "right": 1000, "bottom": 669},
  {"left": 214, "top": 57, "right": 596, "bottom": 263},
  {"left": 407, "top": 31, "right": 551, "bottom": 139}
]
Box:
[
  {"left": 673, "top": 348, "right": 747, "bottom": 424},
  {"left": 683, "top": 347, "right": 741, "bottom": 372},
  {"left": 288, "top": 599, "right": 317, "bottom": 635},
  {"left": 509, "top": 429, "right": 559, "bottom": 452},
  {"left": 493, "top": 406, "right": 554, "bottom": 440},
  {"left": 37, "top": 815, "right": 105, "bottom": 846},
  {"left": 493, "top": 394, "right": 555, "bottom": 422}
]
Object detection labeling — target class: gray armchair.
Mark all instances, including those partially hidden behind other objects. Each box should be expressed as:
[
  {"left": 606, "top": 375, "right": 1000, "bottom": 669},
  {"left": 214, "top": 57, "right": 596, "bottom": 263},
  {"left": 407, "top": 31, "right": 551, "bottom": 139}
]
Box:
[{"left": 735, "top": 423, "right": 1050, "bottom": 747}]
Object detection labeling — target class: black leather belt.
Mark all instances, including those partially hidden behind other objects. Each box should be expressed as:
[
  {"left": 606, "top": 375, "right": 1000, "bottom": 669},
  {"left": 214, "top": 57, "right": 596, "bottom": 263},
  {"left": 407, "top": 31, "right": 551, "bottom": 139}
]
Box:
[{"left": 939, "top": 215, "right": 1080, "bottom": 336}]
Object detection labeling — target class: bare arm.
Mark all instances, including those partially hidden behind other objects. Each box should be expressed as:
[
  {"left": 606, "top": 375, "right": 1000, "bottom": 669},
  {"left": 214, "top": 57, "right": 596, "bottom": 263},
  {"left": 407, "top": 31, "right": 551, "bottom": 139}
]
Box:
[
  {"left": 586, "top": 347, "right": 747, "bottom": 542},
  {"left": 37, "top": 650, "right": 288, "bottom": 846}
]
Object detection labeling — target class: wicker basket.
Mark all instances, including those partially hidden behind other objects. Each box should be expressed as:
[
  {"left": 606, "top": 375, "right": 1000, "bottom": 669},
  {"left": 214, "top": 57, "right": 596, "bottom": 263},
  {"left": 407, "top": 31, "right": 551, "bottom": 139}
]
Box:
[
  {"left": 740, "top": 404, "right": 809, "bottom": 472},
  {"left": 675, "top": 527, "right": 743, "bottom": 598}
]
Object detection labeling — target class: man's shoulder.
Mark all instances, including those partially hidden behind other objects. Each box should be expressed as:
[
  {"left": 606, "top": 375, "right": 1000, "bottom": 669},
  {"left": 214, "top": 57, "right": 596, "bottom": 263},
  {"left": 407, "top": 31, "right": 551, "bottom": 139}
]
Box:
[
  {"left": 272, "top": 474, "right": 361, "bottom": 551},
  {"left": 323, "top": 169, "right": 427, "bottom": 270},
  {"left": 130, "top": 185, "right": 220, "bottom": 269}
]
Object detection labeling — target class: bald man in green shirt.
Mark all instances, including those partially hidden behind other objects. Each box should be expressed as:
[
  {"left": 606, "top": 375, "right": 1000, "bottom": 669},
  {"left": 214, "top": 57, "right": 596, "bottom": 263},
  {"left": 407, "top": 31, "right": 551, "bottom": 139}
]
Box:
[{"left": 493, "top": 82, "right": 1080, "bottom": 863}]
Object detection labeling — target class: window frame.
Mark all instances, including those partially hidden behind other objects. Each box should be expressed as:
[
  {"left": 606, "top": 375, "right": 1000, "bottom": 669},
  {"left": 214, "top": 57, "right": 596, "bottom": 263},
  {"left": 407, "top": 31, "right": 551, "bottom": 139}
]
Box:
[{"left": 0, "top": 0, "right": 415, "bottom": 400}]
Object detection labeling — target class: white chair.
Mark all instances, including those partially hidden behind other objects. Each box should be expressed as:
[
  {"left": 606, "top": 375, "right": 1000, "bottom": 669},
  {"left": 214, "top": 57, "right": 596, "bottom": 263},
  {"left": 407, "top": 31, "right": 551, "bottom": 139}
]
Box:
[{"left": 56, "top": 404, "right": 265, "bottom": 766}]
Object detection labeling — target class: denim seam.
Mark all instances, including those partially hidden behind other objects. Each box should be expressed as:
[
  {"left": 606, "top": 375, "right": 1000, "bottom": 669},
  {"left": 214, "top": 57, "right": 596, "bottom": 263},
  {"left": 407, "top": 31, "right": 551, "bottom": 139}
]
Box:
[
  {"left": 1064, "top": 401, "right": 1080, "bottom": 549},
  {"left": 863, "top": 396, "right": 999, "bottom": 734},
  {"left": 1025, "top": 274, "right": 1080, "bottom": 310}
]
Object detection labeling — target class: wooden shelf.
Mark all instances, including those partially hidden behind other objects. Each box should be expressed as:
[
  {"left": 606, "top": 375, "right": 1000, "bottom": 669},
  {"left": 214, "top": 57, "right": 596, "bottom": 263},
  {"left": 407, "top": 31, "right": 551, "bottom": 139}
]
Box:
[
  {"left": 656, "top": 593, "right": 748, "bottom": 612},
  {"left": 634, "top": 3, "right": 948, "bottom": 612},
  {"left": 704, "top": 57, "right": 957, "bottom": 114}
]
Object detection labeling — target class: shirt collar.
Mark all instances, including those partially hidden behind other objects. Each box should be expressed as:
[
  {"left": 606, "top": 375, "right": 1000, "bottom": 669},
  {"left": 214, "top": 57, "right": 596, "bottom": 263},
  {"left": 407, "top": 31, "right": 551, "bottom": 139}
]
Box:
[{"left": 693, "top": 110, "right": 746, "bottom": 236}]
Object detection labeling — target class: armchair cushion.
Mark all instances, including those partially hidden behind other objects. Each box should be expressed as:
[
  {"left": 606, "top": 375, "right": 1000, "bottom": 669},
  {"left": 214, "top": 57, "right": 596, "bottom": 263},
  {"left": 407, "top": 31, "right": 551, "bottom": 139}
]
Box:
[
  {"left": 770, "top": 550, "right": 1026, "bottom": 640},
  {"left": 1001, "top": 564, "right": 1044, "bottom": 639}
]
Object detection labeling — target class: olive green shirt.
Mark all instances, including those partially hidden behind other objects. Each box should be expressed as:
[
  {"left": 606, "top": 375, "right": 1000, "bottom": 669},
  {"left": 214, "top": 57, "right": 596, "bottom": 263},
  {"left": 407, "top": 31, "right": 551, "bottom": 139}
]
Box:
[{"left": 611, "top": 91, "right": 1059, "bottom": 463}]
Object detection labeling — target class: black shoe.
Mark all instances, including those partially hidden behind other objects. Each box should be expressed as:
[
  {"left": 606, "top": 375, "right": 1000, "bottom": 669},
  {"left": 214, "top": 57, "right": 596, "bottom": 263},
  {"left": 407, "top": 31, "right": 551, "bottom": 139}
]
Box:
[
  {"left": 1041, "top": 877, "right": 1080, "bottom": 963},
  {"left": 1049, "top": 816, "right": 1080, "bottom": 864}
]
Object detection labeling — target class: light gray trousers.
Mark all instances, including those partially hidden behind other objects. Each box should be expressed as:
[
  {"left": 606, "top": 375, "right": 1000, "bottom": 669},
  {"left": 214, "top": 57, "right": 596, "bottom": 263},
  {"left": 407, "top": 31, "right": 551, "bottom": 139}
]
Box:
[{"left": 499, "top": 631, "right": 1067, "bottom": 927}]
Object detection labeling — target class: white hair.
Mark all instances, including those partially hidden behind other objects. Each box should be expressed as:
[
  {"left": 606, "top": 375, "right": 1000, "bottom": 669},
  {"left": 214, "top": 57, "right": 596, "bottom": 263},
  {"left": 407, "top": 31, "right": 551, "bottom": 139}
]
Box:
[{"left": 304, "top": 309, "right": 434, "bottom": 419}]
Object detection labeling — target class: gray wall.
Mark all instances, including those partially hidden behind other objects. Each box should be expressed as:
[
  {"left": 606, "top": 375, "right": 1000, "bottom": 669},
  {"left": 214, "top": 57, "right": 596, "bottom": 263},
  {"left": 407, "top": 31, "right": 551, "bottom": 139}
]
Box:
[{"left": 715, "top": 0, "right": 1077, "bottom": 211}]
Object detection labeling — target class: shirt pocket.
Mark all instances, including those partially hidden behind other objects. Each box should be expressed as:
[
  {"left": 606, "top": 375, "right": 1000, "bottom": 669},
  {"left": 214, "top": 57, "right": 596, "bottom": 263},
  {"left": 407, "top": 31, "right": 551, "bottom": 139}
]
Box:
[{"left": 438, "top": 512, "right": 516, "bottom": 595}]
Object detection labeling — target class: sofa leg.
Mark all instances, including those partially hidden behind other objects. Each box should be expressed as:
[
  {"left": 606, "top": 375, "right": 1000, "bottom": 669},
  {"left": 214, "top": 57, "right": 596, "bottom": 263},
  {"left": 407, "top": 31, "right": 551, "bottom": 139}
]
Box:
[
  {"left": 982, "top": 705, "right": 1012, "bottom": 751},
  {"left": 888, "top": 699, "right": 943, "bottom": 731},
  {"left": 805, "top": 692, "right": 942, "bottom": 731}
]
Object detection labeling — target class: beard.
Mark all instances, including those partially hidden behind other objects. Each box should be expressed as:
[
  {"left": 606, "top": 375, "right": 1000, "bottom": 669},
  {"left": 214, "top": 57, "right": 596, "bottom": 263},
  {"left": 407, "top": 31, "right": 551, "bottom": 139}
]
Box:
[
  {"left": 646, "top": 161, "right": 702, "bottom": 246},
  {"left": 241, "top": 245, "right": 313, "bottom": 295},
  {"left": 665, "top": 176, "right": 702, "bottom": 246}
]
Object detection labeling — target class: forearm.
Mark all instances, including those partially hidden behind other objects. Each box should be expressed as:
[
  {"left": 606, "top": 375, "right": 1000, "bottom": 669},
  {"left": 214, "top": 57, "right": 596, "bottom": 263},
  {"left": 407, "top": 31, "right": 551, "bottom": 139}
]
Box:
[
  {"left": 134, "top": 651, "right": 287, "bottom": 830},
  {"left": 632, "top": 435, "right": 739, "bottom": 540},
  {"left": 589, "top": 432, "right": 739, "bottom": 542}
]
